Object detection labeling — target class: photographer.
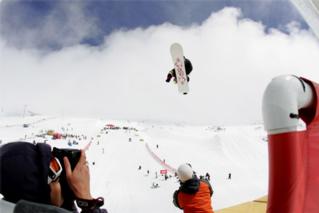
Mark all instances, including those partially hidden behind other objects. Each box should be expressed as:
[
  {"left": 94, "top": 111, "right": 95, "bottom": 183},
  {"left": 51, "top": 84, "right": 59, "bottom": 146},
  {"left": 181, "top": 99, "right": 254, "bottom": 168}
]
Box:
[
  {"left": 173, "top": 164, "right": 214, "bottom": 213},
  {"left": 0, "top": 142, "right": 108, "bottom": 213}
]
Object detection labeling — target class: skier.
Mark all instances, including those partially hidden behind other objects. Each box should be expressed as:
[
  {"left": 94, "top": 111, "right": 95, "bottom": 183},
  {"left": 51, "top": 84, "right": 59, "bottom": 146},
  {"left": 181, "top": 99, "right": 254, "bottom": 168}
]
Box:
[
  {"left": 166, "top": 56, "right": 193, "bottom": 83},
  {"left": 151, "top": 182, "right": 159, "bottom": 189},
  {"left": 173, "top": 164, "right": 214, "bottom": 213},
  {"left": 186, "top": 163, "right": 197, "bottom": 177},
  {"left": 164, "top": 174, "right": 168, "bottom": 181},
  {"left": 0, "top": 142, "right": 108, "bottom": 213}
]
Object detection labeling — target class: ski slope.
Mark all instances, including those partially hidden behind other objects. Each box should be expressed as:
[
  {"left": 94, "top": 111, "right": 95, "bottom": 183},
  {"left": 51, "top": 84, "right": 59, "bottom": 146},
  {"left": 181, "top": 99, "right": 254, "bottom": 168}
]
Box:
[{"left": 0, "top": 115, "right": 268, "bottom": 212}]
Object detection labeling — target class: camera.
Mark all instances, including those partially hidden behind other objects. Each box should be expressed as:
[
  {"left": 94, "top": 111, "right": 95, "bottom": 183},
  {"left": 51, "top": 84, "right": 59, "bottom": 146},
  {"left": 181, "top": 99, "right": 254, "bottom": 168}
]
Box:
[
  {"left": 52, "top": 147, "right": 81, "bottom": 209},
  {"left": 52, "top": 147, "right": 81, "bottom": 170}
]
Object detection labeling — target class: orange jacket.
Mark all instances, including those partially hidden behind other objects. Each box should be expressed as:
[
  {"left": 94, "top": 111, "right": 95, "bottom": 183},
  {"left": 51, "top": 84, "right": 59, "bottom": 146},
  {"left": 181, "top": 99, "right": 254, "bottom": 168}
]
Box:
[{"left": 173, "top": 178, "right": 214, "bottom": 213}]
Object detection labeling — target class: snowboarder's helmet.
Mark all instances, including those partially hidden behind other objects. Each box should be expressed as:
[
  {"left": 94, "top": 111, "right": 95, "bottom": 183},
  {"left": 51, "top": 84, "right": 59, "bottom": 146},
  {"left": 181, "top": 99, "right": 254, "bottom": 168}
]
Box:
[{"left": 177, "top": 163, "right": 193, "bottom": 182}]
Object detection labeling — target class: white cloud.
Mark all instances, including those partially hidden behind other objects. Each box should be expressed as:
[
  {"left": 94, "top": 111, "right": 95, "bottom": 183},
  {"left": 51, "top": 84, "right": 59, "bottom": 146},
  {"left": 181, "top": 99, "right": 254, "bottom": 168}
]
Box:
[
  {"left": 1, "top": 7, "right": 319, "bottom": 125},
  {"left": 0, "top": 1, "right": 98, "bottom": 50}
]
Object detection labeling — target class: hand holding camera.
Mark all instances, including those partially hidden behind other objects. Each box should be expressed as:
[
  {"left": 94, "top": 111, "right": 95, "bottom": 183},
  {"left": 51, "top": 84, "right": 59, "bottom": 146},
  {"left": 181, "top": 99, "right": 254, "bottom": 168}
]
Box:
[
  {"left": 63, "top": 150, "right": 93, "bottom": 200},
  {"left": 50, "top": 147, "right": 92, "bottom": 209}
]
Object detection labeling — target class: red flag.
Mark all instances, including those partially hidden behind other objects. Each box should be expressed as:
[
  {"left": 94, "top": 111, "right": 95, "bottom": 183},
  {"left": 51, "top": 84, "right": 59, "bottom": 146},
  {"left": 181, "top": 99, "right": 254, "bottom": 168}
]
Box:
[{"left": 160, "top": 169, "right": 167, "bottom": 175}]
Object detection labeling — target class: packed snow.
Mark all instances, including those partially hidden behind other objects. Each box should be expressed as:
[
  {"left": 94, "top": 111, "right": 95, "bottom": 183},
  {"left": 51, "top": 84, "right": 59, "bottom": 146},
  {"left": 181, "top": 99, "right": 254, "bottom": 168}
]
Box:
[{"left": 0, "top": 115, "right": 268, "bottom": 212}]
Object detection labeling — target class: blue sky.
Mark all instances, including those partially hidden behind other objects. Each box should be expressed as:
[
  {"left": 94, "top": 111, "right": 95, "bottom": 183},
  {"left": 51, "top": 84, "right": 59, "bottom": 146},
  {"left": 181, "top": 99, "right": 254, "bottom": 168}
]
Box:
[
  {"left": 0, "top": 0, "right": 306, "bottom": 50},
  {"left": 1, "top": 0, "right": 319, "bottom": 125}
]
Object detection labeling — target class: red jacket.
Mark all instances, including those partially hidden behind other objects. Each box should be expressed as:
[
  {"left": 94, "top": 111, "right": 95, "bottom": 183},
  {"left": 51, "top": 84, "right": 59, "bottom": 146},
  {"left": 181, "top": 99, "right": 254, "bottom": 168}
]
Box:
[{"left": 173, "top": 178, "right": 214, "bottom": 213}]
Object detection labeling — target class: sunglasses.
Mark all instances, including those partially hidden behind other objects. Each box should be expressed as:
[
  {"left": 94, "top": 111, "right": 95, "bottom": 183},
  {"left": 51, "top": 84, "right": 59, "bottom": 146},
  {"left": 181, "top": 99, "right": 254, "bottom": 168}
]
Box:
[{"left": 48, "top": 157, "right": 63, "bottom": 184}]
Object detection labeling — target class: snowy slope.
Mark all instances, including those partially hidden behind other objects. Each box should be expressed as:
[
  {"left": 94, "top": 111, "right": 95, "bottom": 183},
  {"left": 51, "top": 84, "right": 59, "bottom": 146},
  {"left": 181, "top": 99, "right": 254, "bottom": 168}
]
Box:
[{"left": 0, "top": 116, "right": 268, "bottom": 212}]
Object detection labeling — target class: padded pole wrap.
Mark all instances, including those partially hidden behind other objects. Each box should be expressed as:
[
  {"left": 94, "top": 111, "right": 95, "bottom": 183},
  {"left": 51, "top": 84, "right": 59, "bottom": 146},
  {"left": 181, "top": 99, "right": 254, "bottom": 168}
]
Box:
[{"left": 265, "top": 77, "right": 319, "bottom": 213}]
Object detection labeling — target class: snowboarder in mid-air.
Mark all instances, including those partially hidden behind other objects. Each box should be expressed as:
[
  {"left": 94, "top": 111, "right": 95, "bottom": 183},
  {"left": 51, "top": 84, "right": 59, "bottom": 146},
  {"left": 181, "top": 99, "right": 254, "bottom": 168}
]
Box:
[{"left": 166, "top": 56, "right": 193, "bottom": 83}]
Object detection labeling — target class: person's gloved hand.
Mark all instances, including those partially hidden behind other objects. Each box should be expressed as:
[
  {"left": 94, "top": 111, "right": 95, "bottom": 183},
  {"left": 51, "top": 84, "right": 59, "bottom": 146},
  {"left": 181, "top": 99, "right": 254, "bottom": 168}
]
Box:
[
  {"left": 64, "top": 150, "right": 93, "bottom": 200},
  {"left": 166, "top": 74, "right": 172, "bottom": 82}
]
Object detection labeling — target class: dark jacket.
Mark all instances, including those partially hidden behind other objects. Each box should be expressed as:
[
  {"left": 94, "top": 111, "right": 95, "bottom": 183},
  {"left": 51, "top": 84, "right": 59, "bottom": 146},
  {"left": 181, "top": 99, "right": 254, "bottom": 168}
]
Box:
[
  {"left": 0, "top": 199, "right": 108, "bottom": 213},
  {"left": 0, "top": 142, "right": 108, "bottom": 213},
  {"left": 171, "top": 57, "right": 193, "bottom": 77},
  {"left": 173, "top": 177, "right": 214, "bottom": 213},
  {"left": 184, "top": 58, "right": 193, "bottom": 75}
]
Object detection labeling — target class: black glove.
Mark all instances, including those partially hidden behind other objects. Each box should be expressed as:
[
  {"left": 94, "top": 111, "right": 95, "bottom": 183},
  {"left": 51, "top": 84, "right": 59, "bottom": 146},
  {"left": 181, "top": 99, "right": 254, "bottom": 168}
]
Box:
[{"left": 166, "top": 74, "right": 172, "bottom": 83}]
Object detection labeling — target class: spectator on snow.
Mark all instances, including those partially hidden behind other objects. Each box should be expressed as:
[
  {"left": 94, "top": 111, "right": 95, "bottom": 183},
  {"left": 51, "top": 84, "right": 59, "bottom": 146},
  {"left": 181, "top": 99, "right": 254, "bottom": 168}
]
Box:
[
  {"left": 186, "top": 163, "right": 197, "bottom": 177},
  {"left": 165, "top": 174, "right": 168, "bottom": 181},
  {"left": 151, "top": 182, "right": 159, "bottom": 189},
  {"left": 173, "top": 164, "right": 214, "bottom": 213},
  {"left": 228, "top": 173, "right": 232, "bottom": 180},
  {"left": 0, "top": 142, "right": 108, "bottom": 213}
]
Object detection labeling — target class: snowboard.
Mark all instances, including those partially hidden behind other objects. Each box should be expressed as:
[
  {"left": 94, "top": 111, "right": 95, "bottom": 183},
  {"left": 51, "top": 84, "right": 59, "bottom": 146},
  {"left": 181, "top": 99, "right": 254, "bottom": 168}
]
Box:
[{"left": 170, "top": 43, "right": 189, "bottom": 95}]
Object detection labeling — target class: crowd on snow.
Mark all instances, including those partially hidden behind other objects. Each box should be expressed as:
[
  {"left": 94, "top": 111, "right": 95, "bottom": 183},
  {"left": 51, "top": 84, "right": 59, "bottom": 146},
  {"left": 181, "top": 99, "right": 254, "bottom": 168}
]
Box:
[{"left": 0, "top": 122, "right": 221, "bottom": 213}]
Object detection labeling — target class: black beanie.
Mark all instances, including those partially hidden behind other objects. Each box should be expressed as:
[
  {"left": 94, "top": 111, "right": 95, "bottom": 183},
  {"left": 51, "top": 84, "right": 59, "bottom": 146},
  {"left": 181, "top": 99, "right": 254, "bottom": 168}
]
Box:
[{"left": 0, "top": 142, "right": 52, "bottom": 204}]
